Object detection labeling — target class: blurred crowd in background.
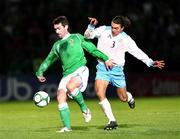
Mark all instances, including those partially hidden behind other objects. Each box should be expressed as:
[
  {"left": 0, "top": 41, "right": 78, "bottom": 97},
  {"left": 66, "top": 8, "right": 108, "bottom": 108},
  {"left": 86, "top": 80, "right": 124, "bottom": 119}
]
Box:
[{"left": 0, "top": 0, "right": 180, "bottom": 76}]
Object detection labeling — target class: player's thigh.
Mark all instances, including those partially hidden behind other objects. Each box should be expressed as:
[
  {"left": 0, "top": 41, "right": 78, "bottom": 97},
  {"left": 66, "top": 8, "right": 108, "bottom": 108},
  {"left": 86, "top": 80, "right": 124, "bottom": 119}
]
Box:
[
  {"left": 95, "top": 79, "right": 109, "bottom": 95},
  {"left": 58, "top": 76, "right": 70, "bottom": 92},
  {"left": 67, "top": 66, "right": 89, "bottom": 92},
  {"left": 67, "top": 76, "right": 81, "bottom": 92}
]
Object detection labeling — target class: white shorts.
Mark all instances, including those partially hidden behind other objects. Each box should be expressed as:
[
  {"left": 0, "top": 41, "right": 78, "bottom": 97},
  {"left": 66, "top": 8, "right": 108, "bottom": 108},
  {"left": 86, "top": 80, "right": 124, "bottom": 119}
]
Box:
[{"left": 58, "top": 66, "right": 89, "bottom": 93}]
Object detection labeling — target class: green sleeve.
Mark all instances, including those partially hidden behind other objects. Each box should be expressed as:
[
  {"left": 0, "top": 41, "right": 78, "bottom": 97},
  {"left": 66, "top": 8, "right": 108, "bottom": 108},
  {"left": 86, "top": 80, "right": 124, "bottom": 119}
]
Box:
[
  {"left": 36, "top": 47, "right": 58, "bottom": 77},
  {"left": 77, "top": 34, "right": 109, "bottom": 61}
]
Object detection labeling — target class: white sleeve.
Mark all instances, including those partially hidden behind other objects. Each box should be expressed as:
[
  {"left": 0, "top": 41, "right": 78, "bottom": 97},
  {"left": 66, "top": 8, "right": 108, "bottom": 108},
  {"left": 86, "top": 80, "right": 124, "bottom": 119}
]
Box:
[
  {"left": 126, "top": 36, "right": 153, "bottom": 67},
  {"left": 84, "top": 25, "right": 106, "bottom": 39}
]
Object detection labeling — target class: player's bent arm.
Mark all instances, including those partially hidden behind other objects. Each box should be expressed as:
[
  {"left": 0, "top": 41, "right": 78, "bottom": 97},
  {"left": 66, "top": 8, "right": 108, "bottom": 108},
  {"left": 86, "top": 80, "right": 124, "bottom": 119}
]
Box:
[
  {"left": 84, "top": 24, "right": 96, "bottom": 39},
  {"left": 84, "top": 25, "right": 106, "bottom": 39},
  {"left": 36, "top": 49, "right": 58, "bottom": 77},
  {"left": 84, "top": 17, "right": 98, "bottom": 39}
]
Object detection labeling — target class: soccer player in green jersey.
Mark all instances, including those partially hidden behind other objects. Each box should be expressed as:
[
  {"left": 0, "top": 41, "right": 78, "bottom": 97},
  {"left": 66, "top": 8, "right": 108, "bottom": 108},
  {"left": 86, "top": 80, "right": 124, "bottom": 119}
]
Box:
[{"left": 36, "top": 16, "right": 113, "bottom": 133}]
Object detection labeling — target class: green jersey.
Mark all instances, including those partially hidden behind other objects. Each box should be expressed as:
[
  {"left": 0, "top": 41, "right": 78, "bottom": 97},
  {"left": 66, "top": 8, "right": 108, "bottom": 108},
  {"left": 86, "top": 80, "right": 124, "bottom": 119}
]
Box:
[{"left": 36, "top": 33, "right": 109, "bottom": 77}]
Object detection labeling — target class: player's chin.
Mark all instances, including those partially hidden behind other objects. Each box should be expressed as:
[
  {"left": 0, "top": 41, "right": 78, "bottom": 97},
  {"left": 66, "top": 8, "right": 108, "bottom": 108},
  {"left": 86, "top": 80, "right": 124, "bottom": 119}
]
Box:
[
  {"left": 112, "top": 32, "right": 118, "bottom": 37},
  {"left": 58, "top": 34, "right": 62, "bottom": 38}
]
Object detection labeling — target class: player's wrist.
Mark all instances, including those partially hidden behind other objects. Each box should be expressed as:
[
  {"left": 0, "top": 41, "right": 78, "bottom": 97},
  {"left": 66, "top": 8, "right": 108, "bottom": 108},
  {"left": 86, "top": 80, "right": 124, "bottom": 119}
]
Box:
[
  {"left": 88, "top": 24, "right": 95, "bottom": 30},
  {"left": 105, "top": 59, "right": 110, "bottom": 63},
  {"left": 147, "top": 59, "right": 154, "bottom": 67},
  {"left": 151, "top": 61, "right": 158, "bottom": 67}
]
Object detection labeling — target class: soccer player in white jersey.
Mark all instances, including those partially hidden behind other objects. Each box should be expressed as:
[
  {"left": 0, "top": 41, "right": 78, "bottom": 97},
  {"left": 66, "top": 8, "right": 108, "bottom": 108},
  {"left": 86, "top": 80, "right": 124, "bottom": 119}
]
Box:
[{"left": 84, "top": 16, "right": 165, "bottom": 130}]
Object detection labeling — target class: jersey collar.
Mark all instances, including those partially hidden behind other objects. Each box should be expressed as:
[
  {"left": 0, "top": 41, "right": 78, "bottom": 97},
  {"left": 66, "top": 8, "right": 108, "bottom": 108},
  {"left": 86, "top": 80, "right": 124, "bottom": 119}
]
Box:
[{"left": 62, "top": 33, "right": 70, "bottom": 40}]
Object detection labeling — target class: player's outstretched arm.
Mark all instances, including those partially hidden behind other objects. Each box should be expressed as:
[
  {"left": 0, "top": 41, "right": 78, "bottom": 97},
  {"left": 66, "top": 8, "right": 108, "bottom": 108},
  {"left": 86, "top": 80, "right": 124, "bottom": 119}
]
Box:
[{"left": 152, "top": 60, "right": 165, "bottom": 69}]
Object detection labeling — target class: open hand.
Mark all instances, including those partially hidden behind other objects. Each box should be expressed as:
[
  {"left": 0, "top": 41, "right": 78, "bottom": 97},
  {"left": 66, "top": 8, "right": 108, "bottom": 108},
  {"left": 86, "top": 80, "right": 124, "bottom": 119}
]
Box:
[{"left": 152, "top": 60, "right": 165, "bottom": 69}]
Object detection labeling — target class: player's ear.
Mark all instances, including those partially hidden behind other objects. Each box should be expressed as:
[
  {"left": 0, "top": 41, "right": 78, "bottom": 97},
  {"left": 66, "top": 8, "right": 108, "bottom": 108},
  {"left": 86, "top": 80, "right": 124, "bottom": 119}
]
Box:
[
  {"left": 65, "top": 25, "right": 68, "bottom": 30},
  {"left": 121, "top": 26, "right": 124, "bottom": 31}
]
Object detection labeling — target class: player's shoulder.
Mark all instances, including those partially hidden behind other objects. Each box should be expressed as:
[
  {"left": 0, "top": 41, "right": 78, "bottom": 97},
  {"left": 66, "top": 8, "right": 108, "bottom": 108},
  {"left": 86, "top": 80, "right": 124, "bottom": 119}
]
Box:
[
  {"left": 97, "top": 25, "right": 110, "bottom": 31},
  {"left": 120, "top": 31, "right": 134, "bottom": 43},
  {"left": 71, "top": 33, "right": 85, "bottom": 41},
  {"left": 120, "top": 31, "right": 131, "bottom": 38},
  {"left": 95, "top": 25, "right": 111, "bottom": 36},
  {"left": 104, "top": 25, "right": 111, "bottom": 30},
  {"left": 71, "top": 33, "right": 83, "bottom": 37},
  {"left": 120, "top": 31, "right": 128, "bottom": 36}
]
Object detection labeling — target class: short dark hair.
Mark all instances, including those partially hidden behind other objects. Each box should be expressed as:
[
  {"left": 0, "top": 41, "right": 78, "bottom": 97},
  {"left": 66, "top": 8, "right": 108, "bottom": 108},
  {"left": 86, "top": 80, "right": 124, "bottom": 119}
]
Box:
[
  {"left": 52, "top": 16, "right": 70, "bottom": 31},
  {"left": 52, "top": 16, "right": 69, "bottom": 27},
  {"left": 112, "top": 16, "right": 131, "bottom": 28}
]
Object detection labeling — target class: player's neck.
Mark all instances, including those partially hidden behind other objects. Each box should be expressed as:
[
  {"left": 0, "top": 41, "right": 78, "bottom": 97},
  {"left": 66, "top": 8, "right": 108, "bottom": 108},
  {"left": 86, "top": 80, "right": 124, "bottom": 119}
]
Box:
[{"left": 62, "top": 33, "right": 70, "bottom": 40}]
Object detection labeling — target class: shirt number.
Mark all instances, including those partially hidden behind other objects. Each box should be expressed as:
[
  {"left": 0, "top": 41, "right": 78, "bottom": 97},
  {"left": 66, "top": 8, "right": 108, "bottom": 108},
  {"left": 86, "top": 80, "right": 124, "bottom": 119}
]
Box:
[{"left": 111, "top": 41, "right": 115, "bottom": 48}]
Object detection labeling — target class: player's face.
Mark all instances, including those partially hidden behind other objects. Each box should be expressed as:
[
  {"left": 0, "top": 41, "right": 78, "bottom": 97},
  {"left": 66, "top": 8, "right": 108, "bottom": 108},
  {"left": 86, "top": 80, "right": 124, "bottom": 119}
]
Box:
[
  {"left": 111, "top": 22, "right": 124, "bottom": 37},
  {"left": 54, "top": 23, "right": 68, "bottom": 38}
]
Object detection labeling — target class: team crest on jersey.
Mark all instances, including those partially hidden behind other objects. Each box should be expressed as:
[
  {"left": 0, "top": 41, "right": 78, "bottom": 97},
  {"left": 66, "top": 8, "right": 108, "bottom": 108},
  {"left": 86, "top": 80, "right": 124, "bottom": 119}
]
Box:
[
  {"left": 107, "top": 34, "right": 112, "bottom": 39},
  {"left": 69, "top": 39, "right": 74, "bottom": 44}
]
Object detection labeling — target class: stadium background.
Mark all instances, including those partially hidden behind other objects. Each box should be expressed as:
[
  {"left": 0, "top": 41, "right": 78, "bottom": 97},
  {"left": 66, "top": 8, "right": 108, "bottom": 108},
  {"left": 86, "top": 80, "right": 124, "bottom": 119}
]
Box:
[{"left": 0, "top": 0, "right": 180, "bottom": 101}]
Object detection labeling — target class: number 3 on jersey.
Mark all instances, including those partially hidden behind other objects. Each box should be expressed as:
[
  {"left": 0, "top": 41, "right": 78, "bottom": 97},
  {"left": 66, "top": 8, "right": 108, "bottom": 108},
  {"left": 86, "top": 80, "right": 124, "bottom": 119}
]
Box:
[{"left": 111, "top": 41, "right": 115, "bottom": 48}]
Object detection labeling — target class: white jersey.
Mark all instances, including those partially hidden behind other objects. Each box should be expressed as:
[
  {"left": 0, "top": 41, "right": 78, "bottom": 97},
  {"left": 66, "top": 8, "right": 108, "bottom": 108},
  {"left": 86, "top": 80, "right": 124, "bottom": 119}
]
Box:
[{"left": 84, "top": 25, "right": 153, "bottom": 67}]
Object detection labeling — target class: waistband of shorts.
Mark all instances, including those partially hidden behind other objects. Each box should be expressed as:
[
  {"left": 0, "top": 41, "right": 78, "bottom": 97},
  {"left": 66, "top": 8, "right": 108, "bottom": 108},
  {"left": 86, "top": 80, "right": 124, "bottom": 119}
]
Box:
[{"left": 98, "top": 62, "right": 123, "bottom": 68}]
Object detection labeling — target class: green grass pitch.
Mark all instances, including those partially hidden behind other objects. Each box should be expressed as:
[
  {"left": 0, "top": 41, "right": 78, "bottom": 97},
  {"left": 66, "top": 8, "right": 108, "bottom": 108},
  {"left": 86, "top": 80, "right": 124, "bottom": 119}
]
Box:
[{"left": 0, "top": 97, "right": 180, "bottom": 139}]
